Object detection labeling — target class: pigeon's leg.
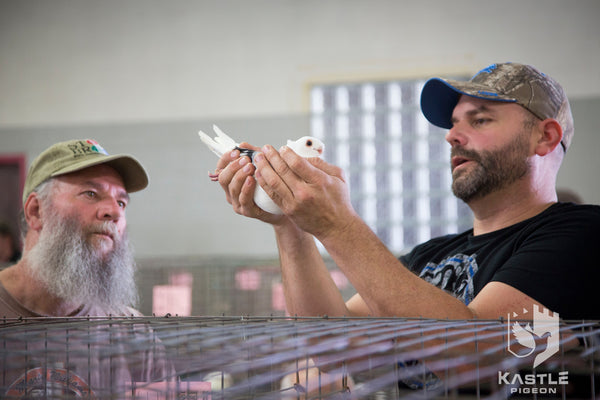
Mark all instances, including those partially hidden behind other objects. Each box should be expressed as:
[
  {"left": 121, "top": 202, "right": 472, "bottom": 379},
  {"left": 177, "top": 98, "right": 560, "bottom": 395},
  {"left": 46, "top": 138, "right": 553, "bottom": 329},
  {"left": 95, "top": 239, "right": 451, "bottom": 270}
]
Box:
[{"left": 235, "top": 147, "right": 257, "bottom": 162}]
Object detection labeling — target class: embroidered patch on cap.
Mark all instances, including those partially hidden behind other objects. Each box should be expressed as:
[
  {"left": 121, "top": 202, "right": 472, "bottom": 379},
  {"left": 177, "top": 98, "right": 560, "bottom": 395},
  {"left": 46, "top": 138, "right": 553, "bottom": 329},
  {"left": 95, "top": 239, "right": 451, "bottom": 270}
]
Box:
[
  {"left": 66, "top": 139, "right": 109, "bottom": 159},
  {"left": 86, "top": 139, "right": 109, "bottom": 155}
]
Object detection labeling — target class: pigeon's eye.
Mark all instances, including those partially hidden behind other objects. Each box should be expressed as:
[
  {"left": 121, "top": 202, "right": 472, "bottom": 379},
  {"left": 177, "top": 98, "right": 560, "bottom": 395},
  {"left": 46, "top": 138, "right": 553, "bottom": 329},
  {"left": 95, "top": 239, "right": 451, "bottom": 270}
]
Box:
[{"left": 306, "top": 140, "right": 313, "bottom": 146}]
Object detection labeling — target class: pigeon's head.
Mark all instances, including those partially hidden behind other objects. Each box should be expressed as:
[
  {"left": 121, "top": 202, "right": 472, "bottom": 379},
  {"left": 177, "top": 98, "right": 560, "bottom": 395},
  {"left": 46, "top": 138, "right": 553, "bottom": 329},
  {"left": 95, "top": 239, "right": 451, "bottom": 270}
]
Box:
[{"left": 288, "top": 136, "right": 325, "bottom": 158}]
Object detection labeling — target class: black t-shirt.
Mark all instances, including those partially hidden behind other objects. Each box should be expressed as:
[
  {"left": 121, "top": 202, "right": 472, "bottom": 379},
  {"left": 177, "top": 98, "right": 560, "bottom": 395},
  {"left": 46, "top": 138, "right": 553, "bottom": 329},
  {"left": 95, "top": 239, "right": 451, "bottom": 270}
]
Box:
[{"left": 399, "top": 202, "right": 600, "bottom": 320}]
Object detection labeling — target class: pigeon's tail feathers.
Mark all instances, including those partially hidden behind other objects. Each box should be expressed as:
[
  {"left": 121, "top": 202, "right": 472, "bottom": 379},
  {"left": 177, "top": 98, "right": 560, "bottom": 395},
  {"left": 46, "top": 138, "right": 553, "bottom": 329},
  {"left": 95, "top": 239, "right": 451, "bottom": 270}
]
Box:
[
  {"left": 213, "top": 125, "right": 236, "bottom": 142},
  {"left": 198, "top": 125, "right": 238, "bottom": 157},
  {"left": 212, "top": 124, "right": 238, "bottom": 153},
  {"left": 198, "top": 130, "right": 226, "bottom": 157}
]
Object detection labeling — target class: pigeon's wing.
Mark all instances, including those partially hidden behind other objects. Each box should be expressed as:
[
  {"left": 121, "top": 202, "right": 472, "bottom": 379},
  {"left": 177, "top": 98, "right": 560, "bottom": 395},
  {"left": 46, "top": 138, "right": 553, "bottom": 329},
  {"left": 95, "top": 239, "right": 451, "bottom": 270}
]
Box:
[
  {"left": 198, "top": 124, "right": 238, "bottom": 157},
  {"left": 512, "top": 322, "right": 536, "bottom": 349}
]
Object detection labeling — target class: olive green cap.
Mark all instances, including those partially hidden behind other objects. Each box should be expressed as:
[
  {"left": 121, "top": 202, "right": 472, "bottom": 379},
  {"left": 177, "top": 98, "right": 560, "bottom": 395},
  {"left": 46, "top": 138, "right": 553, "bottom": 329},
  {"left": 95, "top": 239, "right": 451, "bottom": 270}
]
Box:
[{"left": 23, "top": 139, "right": 148, "bottom": 205}]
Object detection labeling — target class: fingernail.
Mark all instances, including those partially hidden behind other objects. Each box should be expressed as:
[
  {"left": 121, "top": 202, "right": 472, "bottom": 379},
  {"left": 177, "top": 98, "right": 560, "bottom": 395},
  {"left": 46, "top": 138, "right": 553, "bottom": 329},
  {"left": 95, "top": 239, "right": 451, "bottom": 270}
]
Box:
[
  {"left": 208, "top": 169, "right": 220, "bottom": 180},
  {"left": 230, "top": 150, "right": 240, "bottom": 158},
  {"left": 254, "top": 153, "right": 264, "bottom": 163},
  {"left": 262, "top": 145, "right": 272, "bottom": 154},
  {"left": 243, "top": 163, "right": 253, "bottom": 173},
  {"left": 239, "top": 157, "right": 249, "bottom": 166}
]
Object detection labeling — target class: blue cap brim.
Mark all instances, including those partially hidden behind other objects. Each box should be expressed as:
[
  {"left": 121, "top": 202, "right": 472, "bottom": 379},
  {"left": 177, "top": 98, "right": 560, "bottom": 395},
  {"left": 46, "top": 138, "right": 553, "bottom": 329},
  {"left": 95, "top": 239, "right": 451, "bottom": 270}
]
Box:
[
  {"left": 420, "top": 78, "right": 462, "bottom": 129},
  {"left": 420, "top": 77, "right": 518, "bottom": 129}
]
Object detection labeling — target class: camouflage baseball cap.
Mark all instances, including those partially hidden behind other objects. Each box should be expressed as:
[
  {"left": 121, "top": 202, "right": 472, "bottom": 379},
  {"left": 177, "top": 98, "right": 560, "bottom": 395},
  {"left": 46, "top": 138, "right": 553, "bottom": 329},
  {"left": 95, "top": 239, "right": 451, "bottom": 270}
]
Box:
[
  {"left": 23, "top": 139, "right": 148, "bottom": 205},
  {"left": 420, "top": 62, "right": 574, "bottom": 151}
]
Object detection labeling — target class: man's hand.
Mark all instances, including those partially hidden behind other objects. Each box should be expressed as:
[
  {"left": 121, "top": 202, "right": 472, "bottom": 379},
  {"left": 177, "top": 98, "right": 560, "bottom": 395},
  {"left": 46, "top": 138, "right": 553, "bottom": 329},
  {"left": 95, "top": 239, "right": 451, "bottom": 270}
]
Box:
[
  {"left": 213, "top": 142, "right": 287, "bottom": 225},
  {"left": 253, "top": 144, "right": 359, "bottom": 240}
]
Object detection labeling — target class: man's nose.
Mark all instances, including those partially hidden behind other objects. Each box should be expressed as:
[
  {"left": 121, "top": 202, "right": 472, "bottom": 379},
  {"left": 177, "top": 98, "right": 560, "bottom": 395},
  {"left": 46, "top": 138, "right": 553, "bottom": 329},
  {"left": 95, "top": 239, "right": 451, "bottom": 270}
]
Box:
[
  {"left": 445, "top": 123, "right": 468, "bottom": 147},
  {"left": 97, "top": 199, "right": 124, "bottom": 222}
]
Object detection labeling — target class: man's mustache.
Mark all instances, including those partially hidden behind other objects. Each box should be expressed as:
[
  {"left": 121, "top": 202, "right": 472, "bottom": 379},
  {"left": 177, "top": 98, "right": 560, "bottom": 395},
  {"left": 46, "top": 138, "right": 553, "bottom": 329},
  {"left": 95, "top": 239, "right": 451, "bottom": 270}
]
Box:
[{"left": 87, "top": 221, "right": 119, "bottom": 241}]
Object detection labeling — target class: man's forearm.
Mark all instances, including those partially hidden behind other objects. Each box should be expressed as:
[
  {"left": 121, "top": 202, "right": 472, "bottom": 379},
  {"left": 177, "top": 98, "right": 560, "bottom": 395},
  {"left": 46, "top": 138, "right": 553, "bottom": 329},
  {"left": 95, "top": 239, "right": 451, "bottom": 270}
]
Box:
[
  {"left": 274, "top": 220, "right": 351, "bottom": 317},
  {"left": 318, "top": 215, "right": 475, "bottom": 319}
]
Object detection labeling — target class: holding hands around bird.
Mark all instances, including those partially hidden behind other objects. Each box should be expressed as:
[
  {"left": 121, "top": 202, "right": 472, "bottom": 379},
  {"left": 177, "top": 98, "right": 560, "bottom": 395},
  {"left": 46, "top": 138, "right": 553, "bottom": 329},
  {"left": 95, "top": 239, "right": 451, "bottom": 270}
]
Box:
[
  {"left": 200, "top": 125, "right": 328, "bottom": 216},
  {"left": 214, "top": 142, "right": 358, "bottom": 241}
]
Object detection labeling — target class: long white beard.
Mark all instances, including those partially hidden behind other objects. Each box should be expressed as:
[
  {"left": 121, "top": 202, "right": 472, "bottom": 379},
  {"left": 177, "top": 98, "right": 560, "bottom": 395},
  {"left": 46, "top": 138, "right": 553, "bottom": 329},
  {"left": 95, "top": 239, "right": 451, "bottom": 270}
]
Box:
[{"left": 25, "top": 209, "right": 138, "bottom": 315}]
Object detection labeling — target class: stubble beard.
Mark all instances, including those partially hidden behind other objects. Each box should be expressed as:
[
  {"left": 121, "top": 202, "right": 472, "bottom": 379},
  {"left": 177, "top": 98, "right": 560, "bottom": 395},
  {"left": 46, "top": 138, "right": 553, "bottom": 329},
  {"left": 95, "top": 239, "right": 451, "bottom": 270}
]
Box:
[
  {"left": 451, "top": 128, "right": 531, "bottom": 203},
  {"left": 25, "top": 208, "right": 138, "bottom": 315}
]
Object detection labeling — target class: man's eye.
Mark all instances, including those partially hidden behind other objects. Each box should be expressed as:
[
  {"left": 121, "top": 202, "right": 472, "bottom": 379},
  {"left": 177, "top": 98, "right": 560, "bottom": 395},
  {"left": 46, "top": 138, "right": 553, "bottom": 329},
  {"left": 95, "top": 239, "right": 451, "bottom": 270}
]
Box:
[
  {"left": 84, "top": 191, "right": 97, "bottom": 198},
  {"left": 473, "top": 118, "right": 490, "bottom": 126},
  {"left": 118, "top": 201, "right": 127, "bottom": 209}
]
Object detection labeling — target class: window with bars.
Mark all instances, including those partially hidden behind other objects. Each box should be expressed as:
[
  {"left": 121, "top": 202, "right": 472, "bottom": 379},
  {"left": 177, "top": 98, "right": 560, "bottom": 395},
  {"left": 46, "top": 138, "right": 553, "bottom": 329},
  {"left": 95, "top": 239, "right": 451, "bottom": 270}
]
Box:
[{"left": 310, "top": 79, "right": 473, "bottom": 254}]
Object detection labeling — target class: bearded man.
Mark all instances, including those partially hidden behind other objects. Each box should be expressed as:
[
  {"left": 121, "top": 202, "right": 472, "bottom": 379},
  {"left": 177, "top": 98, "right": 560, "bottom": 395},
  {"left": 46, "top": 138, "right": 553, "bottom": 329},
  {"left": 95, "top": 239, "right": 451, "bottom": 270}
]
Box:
[
  {"left": 214, "top": 62, "right": 600, "bottom": 321},
  {"left": 0, "top": 140, "right": 177, "bottom": 397},
  {"left": 0, "top": 139, "right": 147, "bottom": 317}
]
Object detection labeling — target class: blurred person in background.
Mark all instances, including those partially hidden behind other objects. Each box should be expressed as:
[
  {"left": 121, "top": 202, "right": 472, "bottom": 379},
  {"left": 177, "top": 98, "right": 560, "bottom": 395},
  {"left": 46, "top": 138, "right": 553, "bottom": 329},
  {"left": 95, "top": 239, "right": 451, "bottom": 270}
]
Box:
[{"left": 0, "top": 221, "right": 20, "bottom": 266}]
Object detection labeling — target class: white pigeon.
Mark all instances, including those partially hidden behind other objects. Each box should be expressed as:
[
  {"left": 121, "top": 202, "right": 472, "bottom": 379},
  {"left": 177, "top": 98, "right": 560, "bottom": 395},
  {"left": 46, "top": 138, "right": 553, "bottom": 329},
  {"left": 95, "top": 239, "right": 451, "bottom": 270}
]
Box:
[{"left": 198, "top": 124, "right": 324, "bottom": 215}]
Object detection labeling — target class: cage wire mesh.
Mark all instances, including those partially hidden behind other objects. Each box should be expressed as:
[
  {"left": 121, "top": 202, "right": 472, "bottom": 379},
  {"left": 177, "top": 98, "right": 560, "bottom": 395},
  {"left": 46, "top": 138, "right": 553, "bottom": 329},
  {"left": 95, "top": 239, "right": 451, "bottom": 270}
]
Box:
[
  {"left": 133, "top": 257, "right": 357, "bottom": 317},
  {"left": 1, "top": 315, "right": 598, "bottom": 399}
]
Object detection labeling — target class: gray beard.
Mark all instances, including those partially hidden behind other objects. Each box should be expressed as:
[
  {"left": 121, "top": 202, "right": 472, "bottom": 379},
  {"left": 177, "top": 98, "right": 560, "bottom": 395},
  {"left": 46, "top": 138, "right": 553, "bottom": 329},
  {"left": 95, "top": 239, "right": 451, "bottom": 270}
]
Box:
[{"left": 25, "top": 210, "right": 138, "bottom": 315}]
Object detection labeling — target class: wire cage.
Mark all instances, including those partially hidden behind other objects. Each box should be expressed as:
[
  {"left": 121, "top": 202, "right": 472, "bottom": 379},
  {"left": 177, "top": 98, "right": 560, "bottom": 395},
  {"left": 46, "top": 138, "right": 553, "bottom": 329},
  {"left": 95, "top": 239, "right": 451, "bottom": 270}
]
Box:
[{"left": 1, "top": 315, "right": 598, "bottom": 399}]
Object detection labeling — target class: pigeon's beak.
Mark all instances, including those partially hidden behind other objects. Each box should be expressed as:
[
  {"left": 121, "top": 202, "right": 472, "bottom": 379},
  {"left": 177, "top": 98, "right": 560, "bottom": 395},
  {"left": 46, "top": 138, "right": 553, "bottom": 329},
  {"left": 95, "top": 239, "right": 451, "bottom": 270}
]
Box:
[{"left": 316, "top": 147, "right": 323, "bottom": 156}]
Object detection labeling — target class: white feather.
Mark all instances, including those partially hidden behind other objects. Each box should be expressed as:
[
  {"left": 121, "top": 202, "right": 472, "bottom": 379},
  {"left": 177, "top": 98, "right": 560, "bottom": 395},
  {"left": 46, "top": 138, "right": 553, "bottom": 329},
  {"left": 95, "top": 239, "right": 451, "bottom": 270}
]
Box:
[
  {"left": 199, "top": 126, "right": 324, "bottom": 214},
  {"left": 253, "top": 186, "right": 284, "bottom": 215},
  {"left": 198, "top": 124, "right": 239, "bottom": 157},
  {"left": 254, "top": 136, "right": 324, "bottom": 214}
]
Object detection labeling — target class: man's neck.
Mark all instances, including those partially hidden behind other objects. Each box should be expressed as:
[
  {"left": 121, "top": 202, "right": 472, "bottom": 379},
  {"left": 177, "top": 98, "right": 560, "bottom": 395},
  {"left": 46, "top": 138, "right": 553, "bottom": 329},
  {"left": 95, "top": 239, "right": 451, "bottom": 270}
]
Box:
[
  {"left": 468, "top": 185, "right": 557, "bottom": 235},
  {"left": 0, "top": 262, "right": 84, "bottom": 316}
]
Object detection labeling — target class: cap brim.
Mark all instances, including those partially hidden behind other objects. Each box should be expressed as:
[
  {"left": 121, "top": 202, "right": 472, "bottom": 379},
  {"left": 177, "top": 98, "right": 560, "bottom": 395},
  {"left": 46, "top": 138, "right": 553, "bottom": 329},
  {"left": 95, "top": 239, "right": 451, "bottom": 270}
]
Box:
[
  {"left": 420, "top": 78, "right": 518, "bottom": 129},
  {"left": 50, "top": 154, "right": 149, "bottom": 193},
  {"left": 420, "top": 78, "right": 461, "bottom": 129}
]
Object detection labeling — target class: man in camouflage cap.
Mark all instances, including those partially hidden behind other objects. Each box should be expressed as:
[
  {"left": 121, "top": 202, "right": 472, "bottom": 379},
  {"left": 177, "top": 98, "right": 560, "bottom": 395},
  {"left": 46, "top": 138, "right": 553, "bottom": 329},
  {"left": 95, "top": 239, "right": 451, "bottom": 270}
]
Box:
[
  {"left": 213, "top": 61, "right": 599, "bottom": 329},
  {"left": 421, "top": 62, "right": 574, "bottom": 152},
  {"left": 0, "top": 138, "right": 148, "bottom": 317}
]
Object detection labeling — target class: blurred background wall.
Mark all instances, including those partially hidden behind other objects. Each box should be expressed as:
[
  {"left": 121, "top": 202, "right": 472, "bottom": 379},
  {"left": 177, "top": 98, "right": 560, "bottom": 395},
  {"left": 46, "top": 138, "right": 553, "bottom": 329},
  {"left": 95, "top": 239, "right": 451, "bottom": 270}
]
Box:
[{"left": 1, "top": 0, "right": 599, "bottom": 315}]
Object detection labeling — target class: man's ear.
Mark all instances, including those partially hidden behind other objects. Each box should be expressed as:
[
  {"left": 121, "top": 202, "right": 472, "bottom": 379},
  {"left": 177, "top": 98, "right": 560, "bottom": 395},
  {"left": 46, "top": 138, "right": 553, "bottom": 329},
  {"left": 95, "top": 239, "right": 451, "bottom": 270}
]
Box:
[
  {"left": 23, "top": 193, "right": 44, "bottom": 232},
  {"left": 534, "top": 118, "right": 563, "bottom": 156}
]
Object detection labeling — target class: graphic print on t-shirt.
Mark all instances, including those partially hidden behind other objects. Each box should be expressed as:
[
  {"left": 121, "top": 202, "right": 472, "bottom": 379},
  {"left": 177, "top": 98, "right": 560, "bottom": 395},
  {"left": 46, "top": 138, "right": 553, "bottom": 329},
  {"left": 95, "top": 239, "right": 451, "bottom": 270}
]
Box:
[
  {"left": 418, "top": 253, "right": 478, "bottom": 305},
  {"left": 5, "top": 367, "right": 94, "bottom": 397}
]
